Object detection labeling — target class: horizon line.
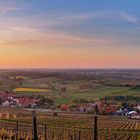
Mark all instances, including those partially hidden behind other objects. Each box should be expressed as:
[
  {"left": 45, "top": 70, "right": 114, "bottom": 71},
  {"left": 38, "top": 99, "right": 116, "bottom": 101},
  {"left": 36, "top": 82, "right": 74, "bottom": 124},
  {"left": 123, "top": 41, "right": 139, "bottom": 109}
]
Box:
[{"left": 1, "top": 67, "right": 140, "bottom": 70}]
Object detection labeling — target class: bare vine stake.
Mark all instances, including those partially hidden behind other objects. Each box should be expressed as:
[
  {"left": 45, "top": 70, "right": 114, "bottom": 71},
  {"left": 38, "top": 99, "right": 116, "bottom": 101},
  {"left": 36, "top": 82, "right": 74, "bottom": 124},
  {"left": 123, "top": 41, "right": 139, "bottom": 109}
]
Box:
[
  {"left": 16, "top": 121, "right": 19, "bottom": 140},
  {"left": 94, "top": 116, "right": 98, "bottom": 140},
  {"left": 32, "top": 111, "right": 38, "bottom": 140},
  {"left": 44, "top": 124, "right": 47, "bottom": 140}
]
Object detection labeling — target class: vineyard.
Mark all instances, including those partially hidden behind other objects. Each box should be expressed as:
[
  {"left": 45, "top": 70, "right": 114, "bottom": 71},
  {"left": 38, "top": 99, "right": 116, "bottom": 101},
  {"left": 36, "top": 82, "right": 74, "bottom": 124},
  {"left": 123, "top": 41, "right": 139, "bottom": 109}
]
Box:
[{"left": 0, "top": 115, "right": 140, "bottom": 140}]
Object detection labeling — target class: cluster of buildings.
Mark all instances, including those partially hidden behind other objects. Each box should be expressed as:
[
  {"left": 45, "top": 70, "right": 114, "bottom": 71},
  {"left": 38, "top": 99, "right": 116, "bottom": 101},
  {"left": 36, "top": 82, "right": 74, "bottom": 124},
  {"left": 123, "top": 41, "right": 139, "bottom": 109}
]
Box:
[
  {"left": 61, "top": 101, "right": 140, "bottom": 119},
  {"left": 1, "top": 92, "right": 140, "bottom": 119},
  {"left": 0, "top": 93, "right": 37, "bottom": 108},
  {"left": 77, "top": 101, "right": 118, "bottom": 114}
]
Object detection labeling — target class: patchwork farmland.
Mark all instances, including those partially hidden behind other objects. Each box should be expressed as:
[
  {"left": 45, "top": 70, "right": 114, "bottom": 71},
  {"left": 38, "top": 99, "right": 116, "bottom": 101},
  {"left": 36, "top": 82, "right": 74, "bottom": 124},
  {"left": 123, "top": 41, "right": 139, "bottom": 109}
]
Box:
[{"left": 1, "top": 69, "right": 140, "bottom": 139}]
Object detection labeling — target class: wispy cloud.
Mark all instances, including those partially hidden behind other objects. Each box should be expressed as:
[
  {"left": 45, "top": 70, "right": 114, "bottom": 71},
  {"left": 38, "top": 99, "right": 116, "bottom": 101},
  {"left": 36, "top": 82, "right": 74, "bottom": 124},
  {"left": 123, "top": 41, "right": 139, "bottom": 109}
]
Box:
[
  {"left": 0, "top": 6, "right": 22, "bottom": 15},
  {"left": 0, "top": 7, "right": 138, "bottom": 49},
  {"left": 0, "top": 26, "right": 113, "bottom": 48},
  {"left": 58, "top": 11, "right": 138, "bottom": 24},
  {"left": 118, "top": 12, "right": 138, "bottom": 24}
]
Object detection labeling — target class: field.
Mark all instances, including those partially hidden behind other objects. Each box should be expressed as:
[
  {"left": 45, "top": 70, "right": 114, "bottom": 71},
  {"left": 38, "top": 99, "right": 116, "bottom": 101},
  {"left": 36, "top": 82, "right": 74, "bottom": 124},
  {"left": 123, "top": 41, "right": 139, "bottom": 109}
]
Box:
[
  {"left": 1, "top": 69, "right": 140, "bottom": 139},
  {"left": 0, "top": 69, "right": 140, "bottom": 105},
  {"left": 0, "top": 111, "right": 140, "bottom": 140}
]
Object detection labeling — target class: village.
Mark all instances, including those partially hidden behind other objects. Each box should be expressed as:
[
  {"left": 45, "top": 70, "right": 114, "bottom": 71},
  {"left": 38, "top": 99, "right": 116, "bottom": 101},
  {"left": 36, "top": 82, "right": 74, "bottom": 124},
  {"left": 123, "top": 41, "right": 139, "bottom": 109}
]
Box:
[
  {"left": 0, "top": 92, "right": 54, "bottom": 108},
  {"left": 1, "top": 91, "right": 140, "bottom": 119},
  {"left": 60, "top": 98, "right": 140, "bottom": 119}
]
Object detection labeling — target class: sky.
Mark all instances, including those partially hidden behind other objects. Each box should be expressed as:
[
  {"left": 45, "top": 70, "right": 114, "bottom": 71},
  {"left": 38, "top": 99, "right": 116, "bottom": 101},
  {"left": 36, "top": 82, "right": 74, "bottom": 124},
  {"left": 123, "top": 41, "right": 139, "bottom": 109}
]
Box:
[{"left": 0, "top": 0, "right": 140, "bottom": 69}]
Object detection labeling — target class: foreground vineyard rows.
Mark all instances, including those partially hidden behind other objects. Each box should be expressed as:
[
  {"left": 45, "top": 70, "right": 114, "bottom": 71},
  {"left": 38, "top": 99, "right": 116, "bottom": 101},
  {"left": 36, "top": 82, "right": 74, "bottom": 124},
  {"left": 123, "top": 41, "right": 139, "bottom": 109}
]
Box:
[
  {"left": 80, "top": 120, "right": 140, "bottom": 130},
  {"left": 1, "top": 118, "right": 140, "bottom": 140}
]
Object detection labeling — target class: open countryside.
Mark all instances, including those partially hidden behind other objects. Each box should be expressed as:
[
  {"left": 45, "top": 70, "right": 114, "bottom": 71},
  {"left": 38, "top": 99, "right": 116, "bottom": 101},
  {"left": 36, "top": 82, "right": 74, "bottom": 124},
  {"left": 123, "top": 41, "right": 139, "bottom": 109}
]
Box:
[
  {"left": 0, "top": 0, "right": 140, "bottom": 139},
  {"left": 0, "top": 69, "right": 140, "bottom": 139}
]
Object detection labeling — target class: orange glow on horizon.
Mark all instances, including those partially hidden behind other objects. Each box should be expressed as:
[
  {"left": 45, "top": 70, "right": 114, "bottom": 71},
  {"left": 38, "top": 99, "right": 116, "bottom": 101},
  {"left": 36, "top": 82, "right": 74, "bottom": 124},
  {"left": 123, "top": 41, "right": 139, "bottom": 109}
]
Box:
[{"left": 0, "top": 45, "right": 140, "bottom": 69}]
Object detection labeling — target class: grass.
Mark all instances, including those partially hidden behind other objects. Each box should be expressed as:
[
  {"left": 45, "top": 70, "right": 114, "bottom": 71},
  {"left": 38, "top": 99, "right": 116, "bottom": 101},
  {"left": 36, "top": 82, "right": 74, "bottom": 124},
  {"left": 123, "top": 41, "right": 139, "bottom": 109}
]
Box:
[
  {"left": 42, "top": 86, "right": 130, "bottom": 105},
  {"left": 130, "top": 86, "right": 140, "bottom": 92},
  {"left": 9, "top": 74, "right": 140, "bottom": 105},
  {"left": 120, "top": 87, "right": 140, "bottom": 96},
  {"left": 13, "top": 84, "right": 140, "bottom": 105},
  {"left": 13, "top": 86, "right": 133, "bottom": 105}
]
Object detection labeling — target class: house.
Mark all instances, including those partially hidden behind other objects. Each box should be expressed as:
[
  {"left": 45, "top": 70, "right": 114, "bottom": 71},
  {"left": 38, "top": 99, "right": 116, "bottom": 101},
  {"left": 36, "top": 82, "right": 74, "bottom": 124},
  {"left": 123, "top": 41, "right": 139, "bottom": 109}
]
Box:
[
  {"left": 131, "top": 113, "right": 140, "bottom": 119},
  {"left": 126, "top": 111, "right": 137, "bottom": 116},
  {"left": 17, "top": 97, "right": 36, "bottom": 108},
  {"left": 105, "top": 105, "right": 118, "bottom": 114},
  {"left": 2, "top": 100, "right": 10, "bottom": 106}
]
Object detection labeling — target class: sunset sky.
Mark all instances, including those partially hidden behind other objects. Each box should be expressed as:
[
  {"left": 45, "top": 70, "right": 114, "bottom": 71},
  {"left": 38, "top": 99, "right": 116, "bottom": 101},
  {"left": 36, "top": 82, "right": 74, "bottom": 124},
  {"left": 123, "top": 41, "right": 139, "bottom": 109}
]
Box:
[{"left": 0, "top": 0, "right": 140, "bottom": 69}]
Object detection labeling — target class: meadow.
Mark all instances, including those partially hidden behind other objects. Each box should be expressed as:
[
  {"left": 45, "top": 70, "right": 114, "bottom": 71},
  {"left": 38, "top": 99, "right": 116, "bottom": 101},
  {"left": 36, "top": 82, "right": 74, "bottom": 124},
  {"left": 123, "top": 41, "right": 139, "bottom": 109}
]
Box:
[
  {"left": 1, "top": 69, "right": 140, "bottom": 105},
  {"left": 14, "top": 85, "right": 131, "bottom": 105}
]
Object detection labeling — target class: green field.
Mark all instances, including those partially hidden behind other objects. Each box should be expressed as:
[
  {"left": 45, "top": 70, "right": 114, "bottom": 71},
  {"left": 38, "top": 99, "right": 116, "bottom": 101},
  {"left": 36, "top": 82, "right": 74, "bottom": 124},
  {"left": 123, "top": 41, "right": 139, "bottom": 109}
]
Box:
[
  {"left": 14, "top": 85, "right": 138, "bottom": 105},
  {"left": 14, "top": 85, "right": 140, "bottom": 105},
  {"left": 0, "top": 69, "right": 140, "bottom": 105}
]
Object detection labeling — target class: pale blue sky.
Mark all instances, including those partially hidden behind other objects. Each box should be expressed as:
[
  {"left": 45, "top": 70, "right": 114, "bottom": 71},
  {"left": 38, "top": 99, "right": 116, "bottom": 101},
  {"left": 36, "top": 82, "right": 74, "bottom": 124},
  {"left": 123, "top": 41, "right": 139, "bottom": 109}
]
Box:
[{"left": 0, "top": 0, "right": 140, "bottom": 68}]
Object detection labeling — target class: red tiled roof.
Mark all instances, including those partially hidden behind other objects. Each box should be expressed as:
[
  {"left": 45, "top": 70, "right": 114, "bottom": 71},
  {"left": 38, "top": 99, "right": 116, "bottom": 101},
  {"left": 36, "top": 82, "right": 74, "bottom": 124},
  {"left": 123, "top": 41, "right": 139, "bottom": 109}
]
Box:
[
  {"left": 105, "top": 106, "right": 118, "bottom": 113},
  {"left": 17, "top": 97, "right": 36, "bottom": 106}
]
